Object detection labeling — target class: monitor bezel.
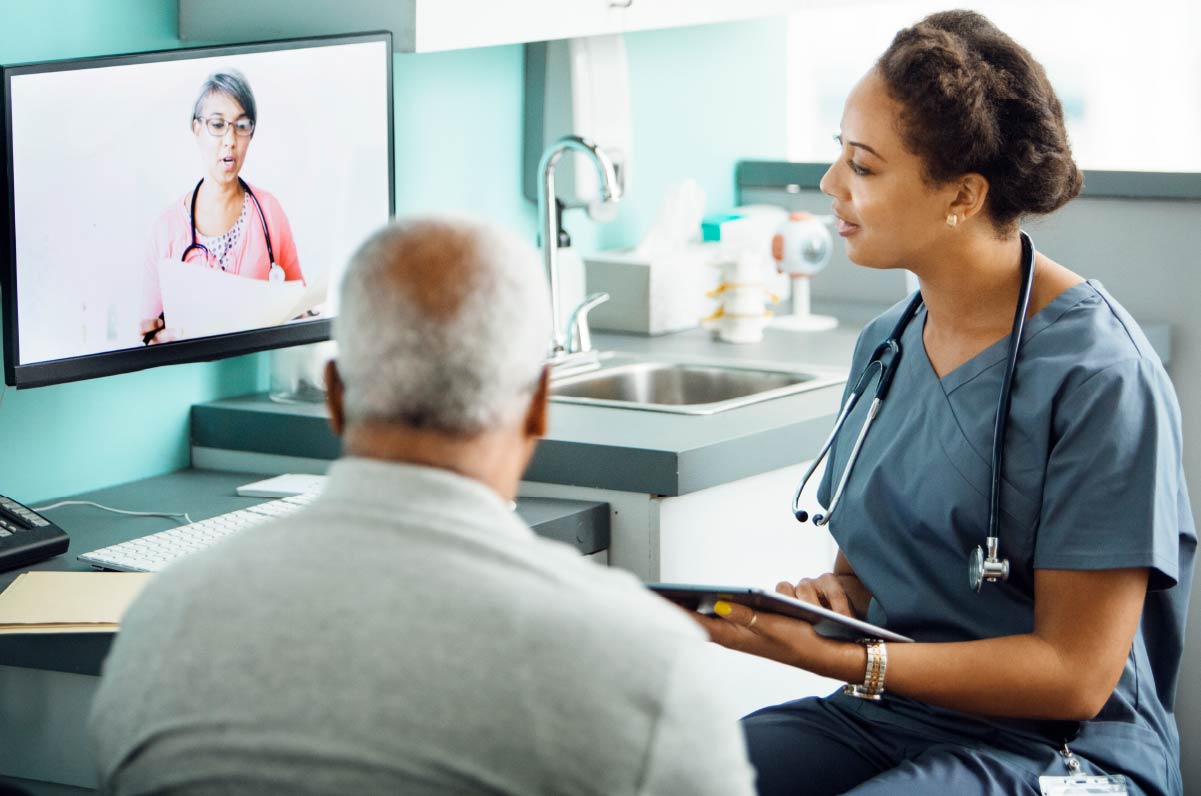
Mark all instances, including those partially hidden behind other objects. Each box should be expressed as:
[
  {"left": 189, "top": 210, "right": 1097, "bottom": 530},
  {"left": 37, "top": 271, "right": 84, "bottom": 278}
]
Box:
[{"left": 1, "top": 31, "right": 394, "bottom": 389}]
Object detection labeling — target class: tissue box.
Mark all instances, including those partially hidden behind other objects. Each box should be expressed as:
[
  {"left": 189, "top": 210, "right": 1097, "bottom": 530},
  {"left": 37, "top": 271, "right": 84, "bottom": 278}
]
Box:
[{"left": 584, "top": 243, "right": 720, "bottom": 335}]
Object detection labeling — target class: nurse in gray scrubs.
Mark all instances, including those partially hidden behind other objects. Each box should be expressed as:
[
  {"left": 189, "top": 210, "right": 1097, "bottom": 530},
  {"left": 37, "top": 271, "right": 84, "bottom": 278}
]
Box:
[{"left": 697, "top": 10, "right": 1195, "bottom": 796}]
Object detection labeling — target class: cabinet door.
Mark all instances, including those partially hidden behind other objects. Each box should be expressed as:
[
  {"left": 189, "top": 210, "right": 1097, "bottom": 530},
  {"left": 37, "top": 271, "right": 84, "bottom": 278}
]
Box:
[
  {"left": 415, "top": 0, "right": 623, "bottom": 51},
  {"left": 179, "top": 0, "right": 812, "bottom": 52},
  {"left": 620, "top": 0, "right": 809, "bottom": 34}
]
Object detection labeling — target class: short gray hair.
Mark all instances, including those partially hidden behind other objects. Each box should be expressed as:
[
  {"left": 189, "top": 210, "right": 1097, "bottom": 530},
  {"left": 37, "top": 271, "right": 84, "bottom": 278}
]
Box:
[
  {"left": 334, "top": 216, "right": 551, "bottom": 435},
  {"left": 191, "top": 70, "right": 257, "bottom": 127}
]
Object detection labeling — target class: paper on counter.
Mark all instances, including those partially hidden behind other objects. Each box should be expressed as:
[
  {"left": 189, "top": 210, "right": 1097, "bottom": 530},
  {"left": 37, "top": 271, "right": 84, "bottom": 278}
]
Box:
[
  {"left": 0, "top": 571, "right": 153, "bottom": 634},
  {"left": 158, "top": 259, "right": 327, "bottom": 340}
]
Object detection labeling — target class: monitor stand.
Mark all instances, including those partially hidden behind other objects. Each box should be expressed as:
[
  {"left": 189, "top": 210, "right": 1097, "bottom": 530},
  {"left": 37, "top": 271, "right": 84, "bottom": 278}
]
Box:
[{"left": 268, "top": 341, "right": 335, "bottom": 404}]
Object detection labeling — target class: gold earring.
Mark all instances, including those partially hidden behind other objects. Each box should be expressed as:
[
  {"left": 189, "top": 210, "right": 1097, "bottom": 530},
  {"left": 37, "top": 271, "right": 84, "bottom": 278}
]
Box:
[{"left": 946, "top": 214, "right": 958, "bottom": 228}]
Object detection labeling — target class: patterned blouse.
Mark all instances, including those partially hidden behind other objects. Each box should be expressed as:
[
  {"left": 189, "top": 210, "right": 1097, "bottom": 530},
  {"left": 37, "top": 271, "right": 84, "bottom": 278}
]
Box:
[{"left": 197, "top": 193, "right": 251, "bottom": 272}]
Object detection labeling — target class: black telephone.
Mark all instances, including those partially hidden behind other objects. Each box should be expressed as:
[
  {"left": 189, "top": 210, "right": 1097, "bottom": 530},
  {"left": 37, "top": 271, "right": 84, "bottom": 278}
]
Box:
[{"left": 0, "top": 495, "right": 70, "bottom": 571}]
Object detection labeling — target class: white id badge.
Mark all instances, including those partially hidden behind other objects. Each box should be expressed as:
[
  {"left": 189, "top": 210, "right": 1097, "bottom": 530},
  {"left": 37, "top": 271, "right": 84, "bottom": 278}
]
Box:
[{"left": 1039, "top": 775, "right": 1128, "bottom": 795}]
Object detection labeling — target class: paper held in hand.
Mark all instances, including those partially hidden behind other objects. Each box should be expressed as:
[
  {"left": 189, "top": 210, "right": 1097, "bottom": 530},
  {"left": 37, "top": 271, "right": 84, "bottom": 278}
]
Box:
[{"left": 158, "top": 259, "right": 328, "bottom": 339}]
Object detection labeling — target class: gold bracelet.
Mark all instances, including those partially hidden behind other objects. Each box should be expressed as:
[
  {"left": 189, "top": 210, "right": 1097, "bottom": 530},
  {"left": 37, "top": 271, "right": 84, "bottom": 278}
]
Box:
[{"left": 842, "top": 638, "right": 887, "bottom": 700}]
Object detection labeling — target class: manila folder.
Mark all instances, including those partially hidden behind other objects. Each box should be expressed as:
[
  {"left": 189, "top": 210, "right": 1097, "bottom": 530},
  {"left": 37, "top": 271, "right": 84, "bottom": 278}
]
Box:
[{"left": 0, "top": 571, "right": 153, "bottom": 634}]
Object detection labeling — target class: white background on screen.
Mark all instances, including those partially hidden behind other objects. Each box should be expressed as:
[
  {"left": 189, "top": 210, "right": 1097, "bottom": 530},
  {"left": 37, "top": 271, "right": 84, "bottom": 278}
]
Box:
[{"left": 10, "top": 40, "right": 390, "bottom": 365}]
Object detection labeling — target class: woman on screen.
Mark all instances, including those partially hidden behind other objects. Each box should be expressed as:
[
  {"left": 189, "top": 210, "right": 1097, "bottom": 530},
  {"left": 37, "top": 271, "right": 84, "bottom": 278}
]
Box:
[{"left": 140, "top": 69, "right": 303, "bottom": 345}]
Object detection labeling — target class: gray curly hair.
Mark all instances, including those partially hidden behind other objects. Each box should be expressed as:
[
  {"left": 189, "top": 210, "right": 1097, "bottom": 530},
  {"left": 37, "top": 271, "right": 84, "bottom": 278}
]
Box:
[{"left": 333, "top": 215, "right": 550, "bottom": 435}]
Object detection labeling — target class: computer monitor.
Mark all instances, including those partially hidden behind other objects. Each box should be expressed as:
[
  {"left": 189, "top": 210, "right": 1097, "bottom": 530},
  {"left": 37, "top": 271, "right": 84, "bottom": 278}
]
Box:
[{"left": 1, "top": 33, "right": 394, "bottom": 388}]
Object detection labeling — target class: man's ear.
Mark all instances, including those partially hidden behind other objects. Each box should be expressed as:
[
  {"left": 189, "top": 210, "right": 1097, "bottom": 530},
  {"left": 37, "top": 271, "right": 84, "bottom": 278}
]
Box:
[
  {"left": 524, "top": 367, "right": 550, "bottom": 439},
  {"left": 325, "top": 359, "right": 346, "bottom": 437}
]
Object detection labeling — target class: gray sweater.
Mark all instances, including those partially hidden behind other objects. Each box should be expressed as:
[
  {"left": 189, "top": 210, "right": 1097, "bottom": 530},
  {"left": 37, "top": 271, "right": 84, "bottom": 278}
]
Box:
[{"left": 90, "top": 457, "right": 756, "bottom": 795}]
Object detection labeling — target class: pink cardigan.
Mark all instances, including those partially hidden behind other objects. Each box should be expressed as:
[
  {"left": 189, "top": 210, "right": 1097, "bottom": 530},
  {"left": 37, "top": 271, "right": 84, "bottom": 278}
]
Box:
[{"left": 141, "top": 181, "right": 303, "bottom": 320}]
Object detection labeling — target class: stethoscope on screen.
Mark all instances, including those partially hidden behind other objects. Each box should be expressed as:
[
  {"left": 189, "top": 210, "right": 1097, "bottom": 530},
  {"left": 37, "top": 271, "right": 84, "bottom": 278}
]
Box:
[
  {"left": 181, "top": 176, "right": 284, "bottom": 283},
  {"left": 792, "top": 230, "right": 1037, "bottom": 593}
]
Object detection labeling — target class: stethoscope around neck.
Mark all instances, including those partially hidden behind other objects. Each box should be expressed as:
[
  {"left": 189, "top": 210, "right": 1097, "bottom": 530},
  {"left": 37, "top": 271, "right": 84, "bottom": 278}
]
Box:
[
  {"left": 181, "top": 176, "right": 284, "bottom": 282},
  {"left": 792, "top": 230, "right": 1037, "bottom": 593}
]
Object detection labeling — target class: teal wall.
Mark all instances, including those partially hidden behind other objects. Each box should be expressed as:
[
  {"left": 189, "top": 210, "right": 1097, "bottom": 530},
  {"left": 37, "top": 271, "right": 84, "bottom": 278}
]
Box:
[
  {"left": 599, "top": 23, "right": 788, "bottom": 251},
  {"left": 0, "top": 0, "right": 267, "bottom": 503},
  {"left": 0, "top": 1, "right": 787, "bottom": 502}
]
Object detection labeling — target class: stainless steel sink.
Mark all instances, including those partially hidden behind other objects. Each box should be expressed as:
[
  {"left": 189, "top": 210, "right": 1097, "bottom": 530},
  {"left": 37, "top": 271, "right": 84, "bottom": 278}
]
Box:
[{"left": 549, "top": 358, "right": 846, "bottom": 415}]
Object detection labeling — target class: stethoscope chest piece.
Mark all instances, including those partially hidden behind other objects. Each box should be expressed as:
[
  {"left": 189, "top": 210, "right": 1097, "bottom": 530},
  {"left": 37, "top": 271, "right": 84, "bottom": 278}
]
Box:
[
  {"left": 969, "top": 537, "right": 1011, "bottom": 593},
  {"left": 268, "top": 262, "right": 285, "bottom": 283}
]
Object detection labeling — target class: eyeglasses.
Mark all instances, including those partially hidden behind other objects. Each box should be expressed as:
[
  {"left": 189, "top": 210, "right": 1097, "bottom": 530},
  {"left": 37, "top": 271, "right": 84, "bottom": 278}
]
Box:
[{"left": 195, "top": 116, "right": 256, "bottom": 137}]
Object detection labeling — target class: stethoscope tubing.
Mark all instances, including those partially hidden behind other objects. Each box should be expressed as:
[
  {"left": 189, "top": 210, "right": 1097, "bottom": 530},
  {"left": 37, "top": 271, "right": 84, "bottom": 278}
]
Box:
[
  {"left": 181, "top": 176, "right": 275, "bottom": 268},
  {"left": 815, "top": 396, "right": 882, "bottom": 527},
  {"left": 793, "top": 230, "right": 1037, "bottom": 591},
  {"left": 987, "top": 232, "right": 1036, "bottom": 542},
  {"left": 791, "top": 294, "right": 922, "bottom": 521},
  {"left": 792, "top": 380, "right": 864, "bottom": 523}
]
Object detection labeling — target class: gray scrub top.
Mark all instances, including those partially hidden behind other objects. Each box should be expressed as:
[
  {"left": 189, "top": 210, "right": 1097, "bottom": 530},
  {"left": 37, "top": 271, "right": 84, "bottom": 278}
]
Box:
[{"left": 817, "top": 280, "right": 1196, "bottom": 790}]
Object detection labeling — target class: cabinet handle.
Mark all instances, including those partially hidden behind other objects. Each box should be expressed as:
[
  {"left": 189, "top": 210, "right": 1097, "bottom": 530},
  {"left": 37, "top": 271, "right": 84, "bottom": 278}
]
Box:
[{"left": 610, "top": 0, "right": 633, "bottom": 7}]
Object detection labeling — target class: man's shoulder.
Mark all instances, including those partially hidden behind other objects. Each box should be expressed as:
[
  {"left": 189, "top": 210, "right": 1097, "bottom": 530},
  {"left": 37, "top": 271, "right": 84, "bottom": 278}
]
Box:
[
  {"left": 124, "top": 508, "right": 704, "bottom": 652},
  {"left": 512, "top": 533, "right": 707, "bottom": 645}
]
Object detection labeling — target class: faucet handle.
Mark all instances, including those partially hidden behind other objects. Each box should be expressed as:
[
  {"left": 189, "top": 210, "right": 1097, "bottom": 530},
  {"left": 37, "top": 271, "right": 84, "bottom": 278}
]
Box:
[{"left": 567, "top": 292, "right": 610, "bottom": 354}]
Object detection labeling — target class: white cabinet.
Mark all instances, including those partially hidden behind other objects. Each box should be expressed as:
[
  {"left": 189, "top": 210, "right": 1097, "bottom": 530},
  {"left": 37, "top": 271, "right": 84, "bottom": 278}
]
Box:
[
  {"left": 620, "top": 0, "right": 806, "bottom": 35},
  {"left": 519, "top": 457, "right": 843, "bottom": 716},
  {"left": 178, "top": 0, "right": 811, "bottom": 52},
  {"left": 520, "top": 458, "right": 835, "bottom": 585}
]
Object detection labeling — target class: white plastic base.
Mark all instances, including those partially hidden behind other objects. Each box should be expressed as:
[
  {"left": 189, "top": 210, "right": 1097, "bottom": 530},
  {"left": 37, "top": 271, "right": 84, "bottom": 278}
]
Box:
[{"left": 772, "top": 313, "right": 838, "bottom": 332}]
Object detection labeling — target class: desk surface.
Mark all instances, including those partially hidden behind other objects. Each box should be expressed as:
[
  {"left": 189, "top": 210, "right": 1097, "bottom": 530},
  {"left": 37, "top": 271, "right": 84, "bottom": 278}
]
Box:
[{"left": 0, "top": 467, "right": 608, "bottom": 675}]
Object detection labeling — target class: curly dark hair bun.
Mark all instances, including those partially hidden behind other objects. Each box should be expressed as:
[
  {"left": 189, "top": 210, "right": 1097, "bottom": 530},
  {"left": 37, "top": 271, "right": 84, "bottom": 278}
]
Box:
[{"left": 877, "top": 10, "right": 1083, "bottom": 229}]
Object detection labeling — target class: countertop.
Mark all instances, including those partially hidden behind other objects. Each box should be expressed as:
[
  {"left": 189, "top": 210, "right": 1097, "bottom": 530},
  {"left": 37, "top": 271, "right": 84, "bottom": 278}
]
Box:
[
  {"left": 190, "top": 300, "right": 1171, "bottom": 498},
  {"left": 192, "top": 319, "right": 863, "bottom": 497}
]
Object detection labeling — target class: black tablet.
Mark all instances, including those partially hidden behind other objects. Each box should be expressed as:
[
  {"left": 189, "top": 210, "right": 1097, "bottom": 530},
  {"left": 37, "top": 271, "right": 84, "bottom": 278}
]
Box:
[{"left": 648, "top": 583, "right": 914, "bottom": 643}]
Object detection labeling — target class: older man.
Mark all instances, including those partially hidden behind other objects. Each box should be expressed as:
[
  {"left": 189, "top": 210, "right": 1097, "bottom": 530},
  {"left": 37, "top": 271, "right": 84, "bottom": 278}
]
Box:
[{"left": 89, "top": 217, "right": 756, "bottom": 794}]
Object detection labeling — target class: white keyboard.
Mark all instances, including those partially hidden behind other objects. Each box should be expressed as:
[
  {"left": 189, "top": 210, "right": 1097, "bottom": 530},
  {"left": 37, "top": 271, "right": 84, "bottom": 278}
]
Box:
[{"left": 78, "top": 493, "right": 318, "bottom": 573}]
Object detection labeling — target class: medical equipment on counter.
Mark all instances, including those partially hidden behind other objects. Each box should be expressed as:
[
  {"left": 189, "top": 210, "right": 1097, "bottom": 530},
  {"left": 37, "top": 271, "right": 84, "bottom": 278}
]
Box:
[
  {"left": 791, "top": 230, "right": 1037, "bottom": 593},
  {"left": 703, "top": 254, "right": 777, "bottom": 343},
  {"left": 182, "top": 176, "right": 282, "bottom": 282},
  {"left": 699, "top": 207, "right": 785, "bottom": 344},
  {"left": 702, "top": 206, "right": 838, "bottom": 336},
  {"left": 771, "top": 213, "right": 837, "bottom": 332}
]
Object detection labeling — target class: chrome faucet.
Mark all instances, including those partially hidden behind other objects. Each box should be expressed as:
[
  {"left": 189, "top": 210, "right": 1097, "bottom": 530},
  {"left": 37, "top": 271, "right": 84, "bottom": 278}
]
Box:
[
  {"left": 537, "top": 134, "right": 623, "bottom": 359},
  {"left": 566, "top": 292, "right": 610, "bottom": 355}
]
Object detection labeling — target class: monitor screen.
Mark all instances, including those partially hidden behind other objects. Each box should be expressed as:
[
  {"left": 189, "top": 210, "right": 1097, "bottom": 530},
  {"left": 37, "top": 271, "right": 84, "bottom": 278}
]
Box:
[{"left": 1, "top": 33, "right": 393, "bottom": 387}]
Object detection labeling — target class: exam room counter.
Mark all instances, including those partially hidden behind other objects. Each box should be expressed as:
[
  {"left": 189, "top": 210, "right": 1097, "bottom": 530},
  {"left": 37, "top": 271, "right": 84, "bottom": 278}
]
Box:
[
  {"left": 191, "top": 318, "right": 871, "bottom": 497},
  {"left": 190, "top": 308, "right": 1175, "bottom": 494}
]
